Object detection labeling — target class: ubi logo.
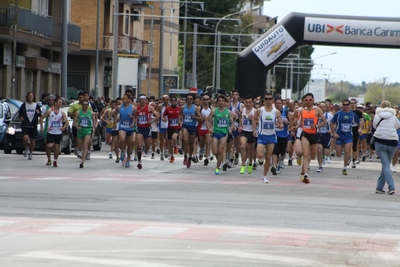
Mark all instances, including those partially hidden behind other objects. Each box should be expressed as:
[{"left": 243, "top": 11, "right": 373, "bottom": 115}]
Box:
[{"left": 308, "top": 24, "right": 344, "bottom": 34}]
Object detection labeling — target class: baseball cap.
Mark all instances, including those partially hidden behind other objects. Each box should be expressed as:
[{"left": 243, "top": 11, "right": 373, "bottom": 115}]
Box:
[
  {"left": 357, "top": 104, "right": 363, "bottom": 108},
  {"left": 47, "top": 94, "right": 55, "bottom": 99},
  {"left": 333, "top": 103, "right": 339, "bottom": 107}
]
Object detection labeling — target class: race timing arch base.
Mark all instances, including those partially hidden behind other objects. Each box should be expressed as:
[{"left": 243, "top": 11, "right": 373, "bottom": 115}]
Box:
[{"left": 235, "top": 12, "right": 400, "bottom": 99}]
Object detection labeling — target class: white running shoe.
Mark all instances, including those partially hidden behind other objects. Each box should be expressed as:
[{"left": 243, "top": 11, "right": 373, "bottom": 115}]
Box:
[
  {"left": 326, "top": 156, "right": 331, "bottom": 164},
  {"left": 108, "top": 152, "right": 113, "bottom": 159},
  {"left": 262, "top": 176, "right": 269, "bottom": 183}
]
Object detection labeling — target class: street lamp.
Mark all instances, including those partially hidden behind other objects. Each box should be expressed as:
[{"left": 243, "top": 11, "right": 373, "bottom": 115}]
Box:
[{"left": 212, "top": 6, "right": 261, "bottom": 88}]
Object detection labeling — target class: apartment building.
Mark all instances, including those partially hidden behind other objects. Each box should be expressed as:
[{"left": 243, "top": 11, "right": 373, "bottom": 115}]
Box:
[{"left": 0, "top": 0, "right": 81, "bottom": 100}]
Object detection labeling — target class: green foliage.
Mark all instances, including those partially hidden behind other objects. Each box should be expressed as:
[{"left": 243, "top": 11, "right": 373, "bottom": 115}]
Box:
[{"left": 365, "top": 83, "right": 400, "bottom": 106}]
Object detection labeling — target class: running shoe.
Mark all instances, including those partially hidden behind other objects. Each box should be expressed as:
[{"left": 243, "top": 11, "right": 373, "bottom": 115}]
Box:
[
  {"left": 53, "top": 161, "right": 58, "bottom": 168},
  {"left": 86, "top": 152, "right": 91, "bottom": 160},
  {"left": 204, "top": 158, "right": 209, "bottom": 166},
  {"left": 362, "top": 155, "right": 366, "bottom": 162},
  {"left": 234, "top": 156, "right": 239, "bottom": 166},
  {"left": 327, "top": 156, "right": 331, "bottom": 164},
  {"left": 78, "top": 151, "right": 82, "bottom": 158},
  {"left": 322, "top": 157, "right": 326, "bottom": 166},
  {"left": 351, "top": 161, "right": 356, "bottom": 168},
  {"left": 120, "top": 154, "right": 125, "bottom": 166},
  {"left": 199, "top": 154, "right": 203, "bottom": 161},
  {"left": 156, "top": 148, "right": 160, "bottom": 154},
  {"left": 387, "top": 189, "right": 395, "bottom": 195},
  {"left": 271, "top": 166, "right": 277, "bottom": 175},
  {"left": 222, "top": 163, "right": 228, "bottom": 171},
  {"left": 262, "top": 177, "right": 269, "bottom": 183},
  {"left": 215, "top": 168, "right": 220, "bottom": 175},
  {"left": 210, "top": 155, "right": 214, "bottom": 161},
  {"left": 160, "top": 154, "right": 164, "bottom": 161},
  {"left": 28, "top": 153, "right": 32, "bottom": 160},
  {"left": 151, "top": 153, "right": 155, "bottom": 159},
  {"left": 288, "top": 159, "right": 293, "bottom": 166},
  {"left": 108, "top": 152, "right": 113, "bottom": 159},
  {"left": 252, "top": 163, "right": 257, "bottom": 170},
  {"left": 137, "top": 162, "right": 143, "bottom": 169},
  {"left": 115, "top": 157, "right": 120, "bottom": 163},
  {"left": 342, "top": 169, "right": 348, "bottom": 175},
  {"left": 183, "top": 157, "right": 188, "bottom": 165},
  {"left": 247, "top": 165, "right": 253, "bottom": 174},
  {"left": 178, "top": 148, "right": 183, "bottom": 154},
  {"left": 375, "top": 189, "right": 386, "bottom": 194},
  {"left": 164, "top": 150, "right": 168, "bottom": 158},
  {"left": 317, "top": 166, "right": 323, "bottom": 173},
  {"left": 187, "top": 158, "right": 191, "bottom": 168},
  {"left": 24, "top": 148, "right": 28, "bottom": 157},
  {"left": 300, "top": 173, "right": 305, "bottom": 182},
  {"left": 125, "top": 160, "right": 130, "bottom": 168},
  {"left": 174, "top": 146, "right": 178, "bottom": 154},
  {"left": 258, "top": 160, "right": 264, "bottom": 165},
  {"left": 240, "top": 165, "right": 246, "bottom": 174},
  {"left": 79, "top": 162, "right": 84, "bottom": 168},
  {"left": 122, "top": 156, "right": 127, "bottom": 167},
  {"left": 46, "top": 160, "right": 52, "bottom": 166},
  {"left": 296, "top": 157, "right": 302, "bottom": 166},
  {"left": 169, "top": 156, "right": 175, "bottom": 163},
  {"left": 302, "top": 174, "right": 310, "bottom": 184}
]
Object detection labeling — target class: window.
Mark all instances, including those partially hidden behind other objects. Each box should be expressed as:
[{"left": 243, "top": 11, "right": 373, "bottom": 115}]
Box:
[{"left": 125, "top": 9, "right": 130, "bottom": 35}]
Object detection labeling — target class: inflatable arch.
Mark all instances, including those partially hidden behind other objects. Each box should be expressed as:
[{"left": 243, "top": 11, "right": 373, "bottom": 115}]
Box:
[{"left": 235, "top": 12, "right": 400, "bottom": 98}]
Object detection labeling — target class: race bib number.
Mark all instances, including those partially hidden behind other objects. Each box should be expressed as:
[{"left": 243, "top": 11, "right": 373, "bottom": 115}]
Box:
[
  {"left": 319, "top": 125, "right": 328, "bottom": 133},
  {"left": 217, "top": 118, "right": 227, "bottom": 128},
  {"left": 80, "top": 118, "right": 90, "bottom": 127},
  {"left": 303, "top": 118, "right": 314, "bottom": 129},
  {"left": 121, "top": 120, "right": 131, "bottom": 127},
  {"left": 138, "top": 115, "right": 147, "bottom": 124},
  {"left": 51, "top": 121, "right": 61, "bottom": 128},
  {"left": 243, "top": 118, "right": 252, "bottom": 126},
  {"left": 170, "top": 118, "right": 179, "bottom": 127},
  {"left": 263, "top": 121, "right": 274, "bottom": 130},
  {"left": 184, "top": 114, "right": 193, "bottom": 123},
  {"left": 341, "top": 123, "right": 351, "bottom": 133}
]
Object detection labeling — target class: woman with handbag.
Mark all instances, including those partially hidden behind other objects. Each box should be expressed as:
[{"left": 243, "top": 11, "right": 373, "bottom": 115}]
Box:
[{"left": 373, "top": 100, "right": 400, "bottom": 195}]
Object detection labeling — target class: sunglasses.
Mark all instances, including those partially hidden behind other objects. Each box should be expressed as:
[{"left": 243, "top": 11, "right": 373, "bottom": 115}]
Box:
[
  {"left": 187, "top": 98, "right": 193, "bottom": 101},
  {"left": 264, "top": 98, "right": 273, "bottom": 101},
  {"left": 342, "top": 104, "right": 350, "bottom": 106},
  {"left": 304, "top": 99, "right": 313, "bottom": 102}
]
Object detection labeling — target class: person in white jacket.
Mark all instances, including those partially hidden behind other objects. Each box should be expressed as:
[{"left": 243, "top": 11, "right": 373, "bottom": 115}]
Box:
[{"left": 373, "top": 100, "right": 400, "bottom": 195}]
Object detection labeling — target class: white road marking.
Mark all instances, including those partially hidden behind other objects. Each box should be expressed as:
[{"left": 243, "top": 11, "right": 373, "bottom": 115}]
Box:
[
  {"left": 130, "top": 226, "right": 189, "bottom": 238},
  {"left": 40, "top": 223, "right": 104, "bottom": 233}
]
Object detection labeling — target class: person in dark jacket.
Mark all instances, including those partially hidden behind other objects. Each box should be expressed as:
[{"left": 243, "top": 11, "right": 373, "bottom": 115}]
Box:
[{"left": 19, "top": 91, "right": 41, "bottom": 160}]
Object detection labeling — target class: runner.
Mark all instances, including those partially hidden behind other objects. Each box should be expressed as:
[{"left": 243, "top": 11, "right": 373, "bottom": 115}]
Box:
[
  {"left": 101, "top": 100, "right": 117, "bottom": 159},
  {"left": 135, "top": 94, "right": 159, "bottom": 169},
  {"left": 40, "top": 97, "right": 68, "bottom": 167},
  {"left": 163, "top": 95, "right": 181, "bottom": 163},
  {"left": 316, "top": 102, "right": 333, "bottom": 172},
  {"left": 239, "top": 95, "right": 256, "bottom": 174},
  {"left": 296, "top": 93, "right": 326, "bottom": 183},
  {"left": 74, "top": 99, "right": 97, "bottom": 168},
  {"left": 330, "top": 99, "right": 361, "bottom": 175},
  {"left": 271, "top": 97, "right": 289, "bottom": 175},
  {"left": 350, "top": 98, "right": 364, "bottom": 168},
  {"left": 198, "top": 94, "right": 212, "bottom": 166},
  {"left": 41, "top": 94, "right": 55, "bottom": 164},
  {"left": 253, "top": 93, "right": 283, "bottom": 183},
  {"left": 180, "top": 94, "right": 200, "bottom": 168},
  {"left": 19, "top": 92, "right": 42, "bottom": 160},
  {"left": 157, "top": 95, "right": 170, "bottom": 160},
  {"left": 114, "top": 94, "right": 135, "bottom": 167},
  {"left": 230, "top": 89, "right": 243, "bottom": 165},
  {"left": 206, "top": 94, "right": 234, "bottom": 175}
]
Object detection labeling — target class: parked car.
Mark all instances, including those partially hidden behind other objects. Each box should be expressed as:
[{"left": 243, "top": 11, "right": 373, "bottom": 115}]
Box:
[
  {"left": 3, "top": 99, "right": 22, "bottom": 116},
  {"left": 3, "top": 108, "right": 72, "bottom": 154},
  {"left": 0, "top": 100, "right": 12, "bottom": 148}
]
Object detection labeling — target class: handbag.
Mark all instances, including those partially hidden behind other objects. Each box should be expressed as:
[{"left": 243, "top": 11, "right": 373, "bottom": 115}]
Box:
[{"left": 370, "top": 118, "right": 384, "bottom": 146}]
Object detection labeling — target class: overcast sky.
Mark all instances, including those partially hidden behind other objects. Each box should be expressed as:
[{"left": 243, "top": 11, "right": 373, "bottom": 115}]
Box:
[{"left": 263, "top": 0, "right": 400, "bottom": 84}]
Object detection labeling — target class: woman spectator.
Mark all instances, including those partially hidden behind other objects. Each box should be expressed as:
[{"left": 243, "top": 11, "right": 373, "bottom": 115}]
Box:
[{"left": 373, "top": 100, "right": 400, "bottom": 195}]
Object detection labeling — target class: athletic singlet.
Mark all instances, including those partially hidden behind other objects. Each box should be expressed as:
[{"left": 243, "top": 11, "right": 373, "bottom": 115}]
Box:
[
  {"left": 258, "top": 107, "right": 277, "bottom": 136},
  {"left": 276, "top": 108, "right": 289, "bottom": 138},
  {"left": 159, "top": 104, "right": 169, "bottom": 129},
  {"left": 78, "top": 109, "right": 93, "bottom": 128},
  {"left": 182, "top": 104, "right": 196, "bottom": 127},
  {"left": 200, "top": 107, "right": 211, "bottom": 131},
  {"left": 104, "top": 108, "right": 114, "bottom": 129},
  {"left": 241, "top": 108, "right": 255, "bottom": 133},
  {"left": 48, "top": 108, "right": 64, "bottom": 135},
  {"left": 136, "top": 104, "right": 151, "bottom": 128},
  {"left": 230, "top": 102, "right": 241, "bottom": 127},
  {"left": 164, "top": 105, "right": 181, "bottom": 129},
  {"left": 151, "top": 113, "right": 158, "bottom": 132},
  {"left": 213, "top": 108, "right": 230, "bottom": 134},
  {"left": 318, "top": 112, "right": 332, "bottom": 134},
  {"left": 119, "top": 104, "right": 134, "bottom": 131},
  {"left": 301, "top": 107, "right": 318, "bottom": 134}
]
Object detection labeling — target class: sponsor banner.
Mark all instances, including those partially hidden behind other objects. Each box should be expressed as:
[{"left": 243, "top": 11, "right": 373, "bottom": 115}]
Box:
[
  {"left": 252, "top": 25, "right": 296, "bottom": 67},
  {"left": 304, "top": 17, "right": 400, "bottom": 46}
]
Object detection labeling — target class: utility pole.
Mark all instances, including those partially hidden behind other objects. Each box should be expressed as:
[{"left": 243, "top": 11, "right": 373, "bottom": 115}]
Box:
[{"left": 11, "top": 0, "right": 18, "bottom": 99}]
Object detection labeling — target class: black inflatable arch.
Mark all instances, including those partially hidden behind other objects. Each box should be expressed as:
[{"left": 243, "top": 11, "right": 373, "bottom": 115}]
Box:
[{"left": 235, "top": 12, "right": 400, "bottom": 98}]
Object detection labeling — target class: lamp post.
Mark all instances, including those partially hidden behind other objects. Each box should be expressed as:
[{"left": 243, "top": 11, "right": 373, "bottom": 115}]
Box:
[
  {"left": 212, "top": 7, "right": 261, "bottom": 88},
  {"left": 237, "top": 20, "right": 265, "bottom": 52}
]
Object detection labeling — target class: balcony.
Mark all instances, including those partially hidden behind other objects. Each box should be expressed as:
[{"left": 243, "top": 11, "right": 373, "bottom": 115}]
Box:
[
  {"left": 103, "top": 35, "right": 152, "bottom": 60},
  {"left": 51, "top": 20, "right": 81, "bottom": 51},
  {"left": 0, "top": 5, "right": 53, "bottom": 46}
]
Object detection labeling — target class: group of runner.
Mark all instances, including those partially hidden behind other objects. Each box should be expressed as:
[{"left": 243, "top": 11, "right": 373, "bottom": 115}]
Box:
[{"left": 19, "top": 89, "right": 383, "bottom": 184}]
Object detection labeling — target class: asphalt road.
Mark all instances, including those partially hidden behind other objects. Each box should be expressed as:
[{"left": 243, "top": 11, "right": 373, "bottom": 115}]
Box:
[{"left": 0, "top": 146, "right": 399, "bottom": 266}]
